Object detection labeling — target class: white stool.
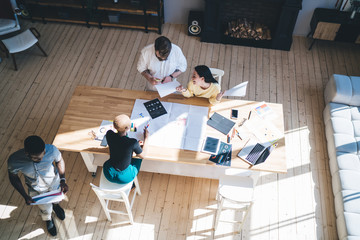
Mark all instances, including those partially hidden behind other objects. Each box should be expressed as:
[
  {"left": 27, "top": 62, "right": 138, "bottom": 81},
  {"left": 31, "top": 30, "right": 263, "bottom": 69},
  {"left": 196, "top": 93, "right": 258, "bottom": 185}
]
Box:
[
  {"left": 214, "top": 175, "right": 255, "bottom": 233},
  {"left": 1, "top": 28, "right": 47, "bottom": 70},
  {"left": 90, "top": 170, "right": 141, "bottom": 223}
]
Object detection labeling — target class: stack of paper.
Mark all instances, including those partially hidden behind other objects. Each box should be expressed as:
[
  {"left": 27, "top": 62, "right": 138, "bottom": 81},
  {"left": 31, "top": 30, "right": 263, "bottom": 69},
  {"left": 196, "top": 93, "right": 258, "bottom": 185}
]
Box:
[
  {"left": 30, "top": 189, "right": 64, "bottom": 205},
  {"left": 128, "top": 99, "right": 209, "bottom": 152}
]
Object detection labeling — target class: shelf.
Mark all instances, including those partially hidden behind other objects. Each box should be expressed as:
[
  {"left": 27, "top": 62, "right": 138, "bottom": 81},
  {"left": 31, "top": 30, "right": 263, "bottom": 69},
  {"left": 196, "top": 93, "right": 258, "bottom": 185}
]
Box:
[
  {"left": 95, "top": 0, "right": 158, "bottom": 15},
  {"left": 308, "top": 8, "right": 360, "bottom": 50},
  {"left": 97, "top": 13, "right": 159, "bottom": 31},
  {"left": 24, "top": 0, "right": 163, "bottom": 33},
  {"left": 28, "top": 6, "right": 88, "bottom": 23},
  {"left": 27, "top": 0, "right": 86, "bottom": 9}
]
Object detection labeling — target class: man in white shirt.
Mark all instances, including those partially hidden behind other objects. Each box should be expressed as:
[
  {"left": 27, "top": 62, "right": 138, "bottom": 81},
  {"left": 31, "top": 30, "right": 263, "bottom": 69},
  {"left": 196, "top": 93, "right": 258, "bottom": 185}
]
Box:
[{"left": 137, "top": 36, "right": 187, "bottom": 90}]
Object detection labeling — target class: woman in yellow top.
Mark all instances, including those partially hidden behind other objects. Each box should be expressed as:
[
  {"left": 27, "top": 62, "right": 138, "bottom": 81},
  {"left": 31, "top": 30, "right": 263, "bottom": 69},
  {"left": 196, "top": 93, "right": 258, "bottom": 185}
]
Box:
[{"left": 176, "top": 65, "right": 225, "bottom": 105}]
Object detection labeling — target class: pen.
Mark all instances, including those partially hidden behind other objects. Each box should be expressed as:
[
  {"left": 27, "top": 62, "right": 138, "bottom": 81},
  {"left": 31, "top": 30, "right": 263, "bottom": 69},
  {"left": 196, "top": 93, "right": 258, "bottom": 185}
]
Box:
[
  {"left": 235, "top": 129, "right": 242, "bottom": 140},
  {"left": 248, "top": 111, "right": 252, "bottom": 120}
]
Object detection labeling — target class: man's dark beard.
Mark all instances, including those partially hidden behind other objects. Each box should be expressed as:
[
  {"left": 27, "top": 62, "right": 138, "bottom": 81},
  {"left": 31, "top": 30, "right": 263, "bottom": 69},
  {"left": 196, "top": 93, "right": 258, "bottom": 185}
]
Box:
[{"left": 156, "top": 56, "right": 167, "bottom": 61}]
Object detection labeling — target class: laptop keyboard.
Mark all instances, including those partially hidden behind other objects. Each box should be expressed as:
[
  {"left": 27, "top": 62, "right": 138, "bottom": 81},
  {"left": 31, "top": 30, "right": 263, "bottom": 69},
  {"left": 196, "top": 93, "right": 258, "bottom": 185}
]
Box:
[{"left": 246, "top": 143, "right": 265, "bottom": 164}]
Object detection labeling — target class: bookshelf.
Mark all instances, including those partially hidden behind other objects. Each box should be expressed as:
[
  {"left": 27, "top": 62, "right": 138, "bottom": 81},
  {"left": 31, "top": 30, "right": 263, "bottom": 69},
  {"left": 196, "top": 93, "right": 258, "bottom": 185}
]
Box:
[
  {"left": 308, "top": 8, "right": 360, "bottom": 50},
  {"left": 22, "top": 0, "right": 164, "bottom": 33}
]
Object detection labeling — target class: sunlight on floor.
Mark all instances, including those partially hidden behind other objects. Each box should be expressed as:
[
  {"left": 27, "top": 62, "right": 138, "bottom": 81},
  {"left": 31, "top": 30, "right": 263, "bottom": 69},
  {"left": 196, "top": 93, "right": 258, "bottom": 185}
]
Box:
[
  {"left": 0, "top": 204, "right": 17, "bottom": 219},
  {"left": 18, "top": 228, "right": 45, "bottom": 239},
  {"left": 69, "top": 234, "right": 94, "bottom": 240},
  {"left": 85, "top": 215, "right": 98, "bottom": 223}
]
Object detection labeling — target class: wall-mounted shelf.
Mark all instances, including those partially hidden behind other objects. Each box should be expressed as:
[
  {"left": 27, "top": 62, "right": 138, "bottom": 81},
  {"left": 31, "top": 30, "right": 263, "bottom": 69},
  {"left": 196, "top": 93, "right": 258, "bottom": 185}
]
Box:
[
  {"left": 308, "top": 8, "right": 360, "bottom": 50},
  {"left": 22, "top": 0, "right": 164, "bottom": 33}
]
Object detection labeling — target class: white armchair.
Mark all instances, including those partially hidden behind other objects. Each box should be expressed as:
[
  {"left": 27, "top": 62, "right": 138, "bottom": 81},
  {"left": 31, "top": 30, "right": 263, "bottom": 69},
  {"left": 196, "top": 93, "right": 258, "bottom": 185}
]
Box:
[
  {"left": 0, "top": 0, "right": 20, "bottom": 36},
  {"left": 210, "top": 68, "right": 225, "bottom": 85}
]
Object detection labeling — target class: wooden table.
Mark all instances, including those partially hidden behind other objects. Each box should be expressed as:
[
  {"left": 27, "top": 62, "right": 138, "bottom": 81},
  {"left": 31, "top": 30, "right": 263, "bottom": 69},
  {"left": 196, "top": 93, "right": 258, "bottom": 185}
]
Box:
[{"left": 53, "top": 86, "right": 287, "bottom": 178}]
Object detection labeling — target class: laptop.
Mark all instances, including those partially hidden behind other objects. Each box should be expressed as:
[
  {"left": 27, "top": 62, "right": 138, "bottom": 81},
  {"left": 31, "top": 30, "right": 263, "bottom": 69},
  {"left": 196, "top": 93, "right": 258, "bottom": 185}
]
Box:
[{"left": 237, "top": 138, "right": 276, "bottom": 165}]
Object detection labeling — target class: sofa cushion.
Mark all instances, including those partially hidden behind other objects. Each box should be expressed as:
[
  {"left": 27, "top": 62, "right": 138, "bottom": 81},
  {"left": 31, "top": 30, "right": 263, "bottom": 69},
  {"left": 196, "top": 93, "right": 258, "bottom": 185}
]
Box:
[
  {"left": 324, "top": 74, "right": 360, "bottom": 106},
  {"left": 0, "top": 18, "right": 16, "bottom": 31},
  {"left": 350, "top": 76, "right": 360, "bottom": 106},
  {"left": 324, "top": 103, "right": 360, "bottom": 155},
  {"left": 336, "top": 204, "right": 360, "bottom": 240},
  {"left": 336, "top": 153, "right": 360, "bottom": 172},
  {"left": 344, "top": 212, "right": 360, "bottom": 238},
  {"left": 338, "top": 170, "right": 360, "bottom": 191}
]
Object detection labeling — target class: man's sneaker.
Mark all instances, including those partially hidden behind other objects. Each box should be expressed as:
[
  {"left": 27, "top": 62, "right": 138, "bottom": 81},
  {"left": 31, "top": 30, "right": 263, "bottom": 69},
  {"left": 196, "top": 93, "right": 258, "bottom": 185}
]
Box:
[
  {"left": 46, "top": 218, "right": 57, "bottom": 236},
  {"left": 53, "top": 204, "right": 65, "bottom": 220}
]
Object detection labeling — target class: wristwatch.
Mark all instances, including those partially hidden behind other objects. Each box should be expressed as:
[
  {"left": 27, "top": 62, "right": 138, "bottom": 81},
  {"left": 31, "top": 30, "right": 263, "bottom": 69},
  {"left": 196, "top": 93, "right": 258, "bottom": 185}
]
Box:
[{"left": 170, "top": 74, "right": 174, "bottom": 79}]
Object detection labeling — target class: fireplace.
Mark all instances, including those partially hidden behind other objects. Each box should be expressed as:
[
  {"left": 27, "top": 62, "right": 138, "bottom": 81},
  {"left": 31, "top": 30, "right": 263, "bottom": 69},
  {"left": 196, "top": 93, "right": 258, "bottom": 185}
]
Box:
[{"left": 201, "top": 0, "right": 302, "bottom": 51}]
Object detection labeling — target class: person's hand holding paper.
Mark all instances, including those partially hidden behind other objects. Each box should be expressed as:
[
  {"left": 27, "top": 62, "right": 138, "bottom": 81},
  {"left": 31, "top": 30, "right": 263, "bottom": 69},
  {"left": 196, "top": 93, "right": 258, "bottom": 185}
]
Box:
[{"left": 155, "top": 79, "right": 181, "bottom": 98}]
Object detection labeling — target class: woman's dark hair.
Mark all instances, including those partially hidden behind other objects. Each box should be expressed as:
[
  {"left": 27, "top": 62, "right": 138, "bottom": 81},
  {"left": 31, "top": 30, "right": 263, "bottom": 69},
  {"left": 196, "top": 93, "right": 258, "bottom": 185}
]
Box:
[
  {"left": 195, "top": 65, "right": 218, "bottom": 83},
  {"left": 24, "top": 135, "right": 45, "bottom": 155},
  {"left": 154, "top": 36, "right": 172, "bottom": 58}
]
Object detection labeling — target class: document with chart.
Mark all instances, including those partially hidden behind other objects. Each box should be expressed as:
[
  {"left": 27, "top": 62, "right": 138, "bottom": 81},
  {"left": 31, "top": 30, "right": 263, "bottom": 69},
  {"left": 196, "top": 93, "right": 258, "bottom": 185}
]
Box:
[{"left": 128, "top": 99, "right": 209, "bottom": 151}]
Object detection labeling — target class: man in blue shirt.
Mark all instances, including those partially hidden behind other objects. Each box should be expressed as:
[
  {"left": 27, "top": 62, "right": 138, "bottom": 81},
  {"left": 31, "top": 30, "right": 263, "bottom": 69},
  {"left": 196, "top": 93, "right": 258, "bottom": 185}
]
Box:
[{"left": 8, "top": 135, "right": 69, "bottom": 236}]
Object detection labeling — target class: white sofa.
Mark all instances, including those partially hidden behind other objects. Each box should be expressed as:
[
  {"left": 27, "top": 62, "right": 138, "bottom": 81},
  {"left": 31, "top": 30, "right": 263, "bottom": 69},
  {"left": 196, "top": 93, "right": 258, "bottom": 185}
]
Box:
[{"left": 323, "top": 74, "right": 360, "bottom": 240}]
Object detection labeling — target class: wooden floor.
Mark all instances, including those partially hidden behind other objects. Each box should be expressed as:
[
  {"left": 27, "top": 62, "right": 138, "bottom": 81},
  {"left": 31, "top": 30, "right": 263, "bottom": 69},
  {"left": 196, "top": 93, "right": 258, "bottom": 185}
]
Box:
[{"left": 0, "top": 21, "right": 359, "bottom": 240}]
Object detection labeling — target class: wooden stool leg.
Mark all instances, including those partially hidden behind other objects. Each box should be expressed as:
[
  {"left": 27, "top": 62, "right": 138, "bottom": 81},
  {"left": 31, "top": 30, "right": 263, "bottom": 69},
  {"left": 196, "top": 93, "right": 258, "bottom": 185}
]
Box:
[
  {"left": 36, "top": 43, "right": 47, "bottom": 57},
  {"left": 238, "top": 202, "right": 253, "bottom": 233},
  {"left": 214, "top": 197, "right": 224, "bottom": 230},
  {"left": 11, "top": 54, "right": 17, "bottom": 71},
  {"left": 308, "top": 39, "right": 316, "bottom": 50}
]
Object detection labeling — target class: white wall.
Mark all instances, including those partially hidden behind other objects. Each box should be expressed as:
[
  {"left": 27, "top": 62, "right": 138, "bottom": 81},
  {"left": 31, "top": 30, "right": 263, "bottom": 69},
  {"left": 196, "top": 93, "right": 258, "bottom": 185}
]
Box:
[
  {"left": 164, "top": 0, "right": 204, "bottom": 25},
  {"left": 164, "top": 0, "right": 337, "bottom": 36}
]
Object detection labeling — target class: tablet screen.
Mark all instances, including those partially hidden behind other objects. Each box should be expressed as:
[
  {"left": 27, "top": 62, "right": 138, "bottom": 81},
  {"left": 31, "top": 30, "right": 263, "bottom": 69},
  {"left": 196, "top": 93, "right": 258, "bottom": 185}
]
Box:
[{"left": 202, "top": 137, "right": 220, "bottom": 154}]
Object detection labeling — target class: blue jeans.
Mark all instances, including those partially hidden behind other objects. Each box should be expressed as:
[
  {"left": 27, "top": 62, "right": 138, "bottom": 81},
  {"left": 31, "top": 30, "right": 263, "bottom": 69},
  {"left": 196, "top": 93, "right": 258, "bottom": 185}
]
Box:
[{"left": 103, "top": 158, "right": 142, "bottom": 184}]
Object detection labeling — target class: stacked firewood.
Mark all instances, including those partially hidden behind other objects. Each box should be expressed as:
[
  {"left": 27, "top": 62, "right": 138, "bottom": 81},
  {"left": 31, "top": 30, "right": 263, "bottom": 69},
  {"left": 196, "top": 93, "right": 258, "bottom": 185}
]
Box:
[{"left": 225, "top": 18, "right": 272, "bottom": 40}]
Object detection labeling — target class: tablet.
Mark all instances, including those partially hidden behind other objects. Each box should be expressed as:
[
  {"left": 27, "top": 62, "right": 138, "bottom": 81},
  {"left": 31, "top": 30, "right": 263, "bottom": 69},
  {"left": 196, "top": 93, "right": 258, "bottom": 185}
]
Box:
[{"left": 201, "top": 136, "right": 220, "bottom": 155}]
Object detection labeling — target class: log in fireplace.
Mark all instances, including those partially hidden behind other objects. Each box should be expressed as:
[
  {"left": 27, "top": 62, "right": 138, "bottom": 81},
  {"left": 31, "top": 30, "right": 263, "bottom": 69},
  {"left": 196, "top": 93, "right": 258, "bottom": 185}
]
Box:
[{"left": 201, "top": 0, "right": 302, "bottom": 51}]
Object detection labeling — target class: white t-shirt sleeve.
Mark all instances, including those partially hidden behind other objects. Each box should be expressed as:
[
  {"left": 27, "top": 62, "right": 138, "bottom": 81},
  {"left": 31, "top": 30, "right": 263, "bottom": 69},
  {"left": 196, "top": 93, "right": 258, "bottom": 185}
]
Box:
[
  {"left": 47, "top": 145, "right": 62, "bottom": 163},
  {"left": 137, "top": 48, "right": 148, "bottom": 73},
  {"left": 174, "top": 45, "right": 187, "bottom": 72}
]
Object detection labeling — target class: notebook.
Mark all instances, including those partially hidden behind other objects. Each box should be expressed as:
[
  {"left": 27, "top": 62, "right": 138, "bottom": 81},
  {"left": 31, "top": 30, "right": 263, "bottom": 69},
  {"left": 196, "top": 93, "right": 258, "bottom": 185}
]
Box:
[
  {"left": 207, "top": 112, "right": 236, "bottom": 135},
  {"left": 237, "top": 138, "right": 277, "bottom": 165},
  {"left": 143, "top": 98, "right": 167, "bottom": 119}
]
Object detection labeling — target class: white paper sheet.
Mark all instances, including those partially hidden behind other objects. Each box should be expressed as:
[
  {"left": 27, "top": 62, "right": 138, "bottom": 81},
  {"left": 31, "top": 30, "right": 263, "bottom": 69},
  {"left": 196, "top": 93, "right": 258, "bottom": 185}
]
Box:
[
  {"left": 154, "top": 80, "right": 181, "bottom": 98},
  {"left": 223, "top": 81, "right": 248, "bottom": 97},
  {"left": 186, "top": 113, "right": 207, "bottom": 139},
  {"left": 129, "top": 99, "right": 208, "bottom": 151},
  {"left": 183, "top": 137, "right": 203, "bottom": 151},
  {"left": 95, "top": 120, "right": 114, "bottom": 141},
  {"left": 30, "top": 189, "right": 64, "bottom": 205}
]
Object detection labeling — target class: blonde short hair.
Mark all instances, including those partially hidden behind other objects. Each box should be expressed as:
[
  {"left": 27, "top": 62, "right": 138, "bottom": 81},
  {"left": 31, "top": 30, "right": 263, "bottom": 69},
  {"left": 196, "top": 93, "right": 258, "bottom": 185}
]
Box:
[{"left": 113, "top": 114, "right": 131, "bottom": 132}]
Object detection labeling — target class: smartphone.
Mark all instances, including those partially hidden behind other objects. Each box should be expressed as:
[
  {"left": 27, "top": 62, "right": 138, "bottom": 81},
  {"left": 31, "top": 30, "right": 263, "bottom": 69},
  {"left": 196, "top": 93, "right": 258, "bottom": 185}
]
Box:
[
  {"left": 100, "top": 136, "right": 108, "bottom": 147},
  {"left": 231, "top": 109, "right": 238, "bottom": 119}
]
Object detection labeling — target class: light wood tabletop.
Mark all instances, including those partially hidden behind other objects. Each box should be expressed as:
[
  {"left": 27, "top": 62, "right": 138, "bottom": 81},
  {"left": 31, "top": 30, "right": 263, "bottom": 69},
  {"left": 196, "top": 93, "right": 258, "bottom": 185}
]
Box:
[{"left": 53, "top": 85, "right": 286, "bottom": 173}]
